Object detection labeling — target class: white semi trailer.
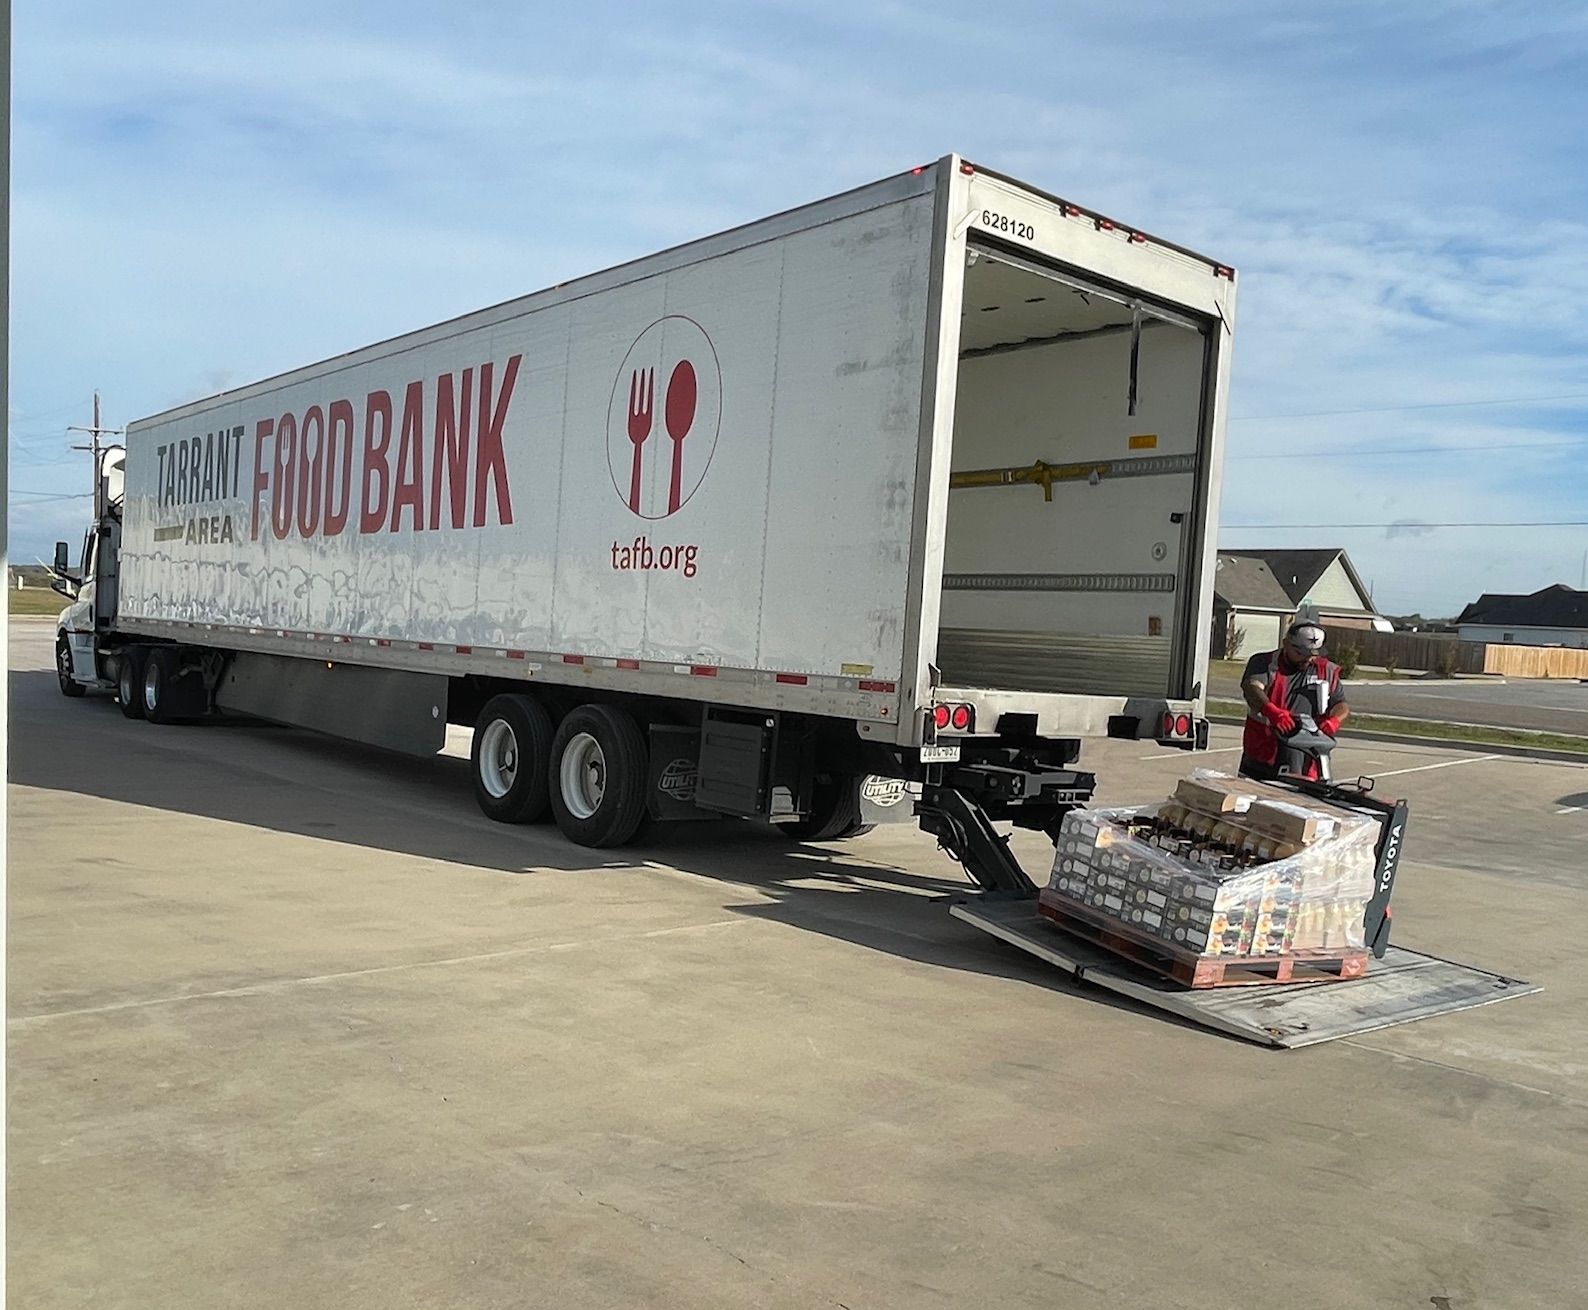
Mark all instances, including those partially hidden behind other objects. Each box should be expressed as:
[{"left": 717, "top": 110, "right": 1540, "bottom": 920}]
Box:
[
  {"left": 54, "top": 154, "right": 1236, "bottom": 882},
  {"left": 52, "top": 156, "right": 1539, "bottom": 1046}
]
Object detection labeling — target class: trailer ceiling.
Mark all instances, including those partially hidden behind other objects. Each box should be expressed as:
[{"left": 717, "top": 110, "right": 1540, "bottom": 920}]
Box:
[{"left": 959, "top": 247, "right": 1135, "bottom": 353}]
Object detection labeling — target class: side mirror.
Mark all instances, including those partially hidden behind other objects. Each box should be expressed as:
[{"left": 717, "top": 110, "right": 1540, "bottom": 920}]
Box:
[
  {"left": 50, "top": 576, "right": 77, "bottom": 599},
  {"left": 53, "top": 541, "right": 70, "bottom": 573}
]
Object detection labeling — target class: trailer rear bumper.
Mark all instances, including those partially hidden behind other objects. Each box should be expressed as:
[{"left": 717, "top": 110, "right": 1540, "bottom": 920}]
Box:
[{"left": 932, "top": 685, "right": 1198, "bottom": 743}]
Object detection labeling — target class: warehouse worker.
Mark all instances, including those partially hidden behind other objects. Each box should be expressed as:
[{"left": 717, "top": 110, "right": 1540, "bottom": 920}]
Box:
[{"left": 1239, "top": 620, "right": 1350, "bottom": 781}]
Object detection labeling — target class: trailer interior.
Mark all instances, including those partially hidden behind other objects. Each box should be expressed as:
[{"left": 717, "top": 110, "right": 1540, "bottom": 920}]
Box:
[{"left": 939, "top": 240, "right": 1214, "bottom": 701}]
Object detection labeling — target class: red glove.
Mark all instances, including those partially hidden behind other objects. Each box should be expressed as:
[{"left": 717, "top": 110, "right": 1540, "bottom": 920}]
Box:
[
  {"left": 1319, "top": 715, "right": 1341, "bottom": 738},
  {"left": 1262, "top": 703, "right": 1297, "bottom": 735}
]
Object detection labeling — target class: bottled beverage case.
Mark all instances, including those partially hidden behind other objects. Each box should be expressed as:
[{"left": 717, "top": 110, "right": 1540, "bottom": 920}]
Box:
[{"left": 1043, "top": 770, "right": 1378, "bottom": 959}]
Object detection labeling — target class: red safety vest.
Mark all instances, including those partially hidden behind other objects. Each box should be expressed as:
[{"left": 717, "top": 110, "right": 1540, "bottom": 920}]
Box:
[{"left": 1242, "top": 652, "right": 1342, "bottom": 768}]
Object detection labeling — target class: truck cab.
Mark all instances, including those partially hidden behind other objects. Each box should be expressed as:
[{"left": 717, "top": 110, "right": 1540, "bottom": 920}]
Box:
[{"left": 53, "top": 448, "right": 126, "bottom": 696}]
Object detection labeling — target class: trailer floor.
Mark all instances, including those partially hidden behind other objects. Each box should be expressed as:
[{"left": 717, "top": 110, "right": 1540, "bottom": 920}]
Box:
[{"left": 8, "top": 617, "right": 1588, "bottom": 1310}]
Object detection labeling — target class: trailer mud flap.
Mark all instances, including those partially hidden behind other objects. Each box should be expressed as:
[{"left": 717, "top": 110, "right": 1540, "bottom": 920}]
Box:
[{"left": 950, "top": 899, "right": 1539, "bottom": 1049}]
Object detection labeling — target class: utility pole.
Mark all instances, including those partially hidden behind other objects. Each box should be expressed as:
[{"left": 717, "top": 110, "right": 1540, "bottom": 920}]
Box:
[{"left": 68, "top": 391, "right": 124, "bottom": 518}]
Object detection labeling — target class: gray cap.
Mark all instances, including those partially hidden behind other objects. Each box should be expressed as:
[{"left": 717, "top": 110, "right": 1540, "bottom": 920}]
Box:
[{"left": 1285, "top": 623, "right": 1325, "bottom": 653}]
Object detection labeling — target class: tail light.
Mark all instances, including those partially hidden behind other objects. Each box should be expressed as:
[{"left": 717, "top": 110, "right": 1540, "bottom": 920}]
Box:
[
  {"left": 1160, "top": 712, "right": 1193, "bottom": 741},
  {"left": 930, "top": 703, "right": 976, "bottom": 734}
]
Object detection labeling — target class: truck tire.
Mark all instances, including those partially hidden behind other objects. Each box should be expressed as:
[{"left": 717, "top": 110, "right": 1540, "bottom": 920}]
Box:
[
  {"left": 782, "top": 773, "right": 871, "bottom": 842},
  {"left": 117, "top": 648, "right": 147, "bottom": 720},
  {"left": 142, "top": 648, "right": 199, "bottom": 725},
  {"left": 549, "top": 704, "right": 649, "bottom": 848},
  {"left": 56, "top": 637, "right": 86, "bottom": 698},
  {"left": 471, "top": 694, "right": 554, "bottom": 824}
]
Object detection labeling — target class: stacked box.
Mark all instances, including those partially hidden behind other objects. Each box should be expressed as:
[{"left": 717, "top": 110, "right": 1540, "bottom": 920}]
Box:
[{"left": 1043, "top": 777, "right": 1378, "bottom": 964}]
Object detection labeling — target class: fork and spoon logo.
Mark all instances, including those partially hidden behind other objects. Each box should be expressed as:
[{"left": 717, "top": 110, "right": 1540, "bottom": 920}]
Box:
[{"left": 606, "top": 316, "right": 721, "bottom": 519}]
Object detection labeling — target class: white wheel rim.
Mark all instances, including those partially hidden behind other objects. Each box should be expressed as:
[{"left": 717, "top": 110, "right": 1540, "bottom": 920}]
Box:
[
  {"left": 143, "top": 661, "right": 160, "bottom": 713},
  {"left": 479, "top": 719, "right": 520, "bottom": 799},
  {"left": 559, "top": 732, "right": 606, "bottom": 820}
]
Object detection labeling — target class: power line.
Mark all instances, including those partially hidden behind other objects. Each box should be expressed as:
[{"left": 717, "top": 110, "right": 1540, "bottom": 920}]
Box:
[
  {"left": 1228, "top": 440, "right": 1587, "bottom": 461},
  {"left": 1221, "top": 520, "right": 1588, "bottom": 529},
  {"left": 1228, "top": 391, "right": 1588, "bottom": 421},
  {"left": 9, "top": 490, "right": 92, "bottom": 500}
]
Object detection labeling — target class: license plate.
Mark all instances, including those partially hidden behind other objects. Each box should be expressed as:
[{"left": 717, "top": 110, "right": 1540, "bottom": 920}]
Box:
[{"left": 920, "top": 743, "right": 961, "bottom": 763}]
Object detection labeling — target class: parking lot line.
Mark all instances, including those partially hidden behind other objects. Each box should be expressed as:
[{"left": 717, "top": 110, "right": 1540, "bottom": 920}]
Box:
[
  {"left": 8, "top": 917, "right": 747, "bottom": 1027},
  {"left": 1370, "top": 753, "right": 1502, "bottom": 778}
]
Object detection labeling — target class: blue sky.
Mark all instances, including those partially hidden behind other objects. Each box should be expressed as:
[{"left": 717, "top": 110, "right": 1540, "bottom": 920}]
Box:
[{"left": 10, "top": 1, "right": 1587, "bottom": 615}]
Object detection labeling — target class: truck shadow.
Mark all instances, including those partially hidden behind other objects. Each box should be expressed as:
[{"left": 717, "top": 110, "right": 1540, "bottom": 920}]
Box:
[{"left": 10, "top": 670, "right": 1212, "bottom": 1031}]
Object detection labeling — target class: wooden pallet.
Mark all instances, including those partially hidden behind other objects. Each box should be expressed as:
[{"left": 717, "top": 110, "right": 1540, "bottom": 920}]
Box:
[{"left": 1035, "top": 899, "right": 1369, "bottom": 990}]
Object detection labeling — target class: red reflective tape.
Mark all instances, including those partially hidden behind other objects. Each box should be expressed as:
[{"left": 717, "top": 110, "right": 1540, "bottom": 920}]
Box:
[
  {"left": 775, "top": 673, "right": 808, "bottom": 685},
  {"left": 455, "top": 645, "right": 473, "bottom": 655},
  {"left": 858, "top": 680, "right": 896, "bottom": 693},
  {"left": 617, "top": 658, "right": 641, "bottom": 670},
  {"left": 416, "top": 642, "right": 434, "bottom": 651},
  {"left": 506, "top": 650, "right": 526, "bottom": 660},
  {"left": 690, "top": 665, "right": 718, "bottom": 677},
  {"left": 562, "top": 654, "right": 584, "bottom": 665}
]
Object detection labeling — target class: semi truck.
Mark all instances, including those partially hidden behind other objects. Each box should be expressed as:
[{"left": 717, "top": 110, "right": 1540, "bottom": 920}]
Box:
[
  {"left": 56, "top": 154, "right": 1233, "bottom": 879},
  {"left": 50, "top": 155, "right": 1539, "bottom": 1046}
]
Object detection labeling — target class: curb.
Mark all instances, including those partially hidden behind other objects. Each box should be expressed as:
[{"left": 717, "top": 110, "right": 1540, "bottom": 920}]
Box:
[
  {"left": 1346, "top": 676, "right": 1507, "bottom": 687},
  {"left": 1206, "top": 713, "right": 1588, "bottom": 767}
]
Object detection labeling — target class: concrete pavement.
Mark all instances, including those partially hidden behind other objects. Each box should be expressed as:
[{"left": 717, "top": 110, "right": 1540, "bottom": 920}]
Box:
[{"left": 9, "top": 618, "right": 1588, "bottom": 1309}]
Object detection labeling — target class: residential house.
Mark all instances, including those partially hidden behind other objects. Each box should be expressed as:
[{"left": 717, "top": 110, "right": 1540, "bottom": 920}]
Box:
[
  {"left": 1211, "top": 547, "right": 1385, "bottom": 658},
  {"left": 1455, "top": 584, "right": 1588, "bottom": 648}
]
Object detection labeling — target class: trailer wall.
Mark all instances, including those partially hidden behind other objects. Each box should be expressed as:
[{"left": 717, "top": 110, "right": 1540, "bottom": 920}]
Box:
[{"left": 120, "top": 190, "right": 938, "bottom": 693}]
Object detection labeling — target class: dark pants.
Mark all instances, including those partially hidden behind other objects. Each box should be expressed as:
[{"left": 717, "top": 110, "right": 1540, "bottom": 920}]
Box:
[{"left": 1238, "top": 754, "right": 1281, "bottom": 782}]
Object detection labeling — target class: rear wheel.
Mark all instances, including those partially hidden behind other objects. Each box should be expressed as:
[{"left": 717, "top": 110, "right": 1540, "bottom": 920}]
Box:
[
  {"left": 56, "top": 637, "right": 86, "bottom": 697},
  {"left": 549, "top": 704, "right": 649, "bottom": 848},
  {"left": 781, "top": 772, "right": 869, "bottom": 842},
  {"left": 117, "top": 648, "right": 147, "bottom": 720},
  {"left": 142, "top": 648, "right": 199, "bottom": 725},
  {"left": 471, "top": 694, "right": 554, "bottom": 824}
]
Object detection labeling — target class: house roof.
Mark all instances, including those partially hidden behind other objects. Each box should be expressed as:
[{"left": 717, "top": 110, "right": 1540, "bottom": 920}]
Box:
[
  {"left": 1219, "top": 547, "right": 1377, "bottom": 614},
  {"left": 1213, "top": 554, "right": 1296, "bottom": 610},
  {"left": 1455, "top": 584, "right": 1588, "bottom": 630}
]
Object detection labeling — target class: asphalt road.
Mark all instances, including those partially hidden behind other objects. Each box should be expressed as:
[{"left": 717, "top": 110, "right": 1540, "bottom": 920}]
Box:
[
  {"left": 1213, "top": 666, "right": 1588, "bottom": 735},
  {"left": 10, "top": 617, "right": 1588, "bottom": 1309}
]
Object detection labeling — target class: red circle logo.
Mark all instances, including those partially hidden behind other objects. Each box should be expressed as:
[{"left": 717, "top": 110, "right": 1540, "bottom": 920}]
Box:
[{"left": 607, "top": 316, "right": 722, "bottom": 519}]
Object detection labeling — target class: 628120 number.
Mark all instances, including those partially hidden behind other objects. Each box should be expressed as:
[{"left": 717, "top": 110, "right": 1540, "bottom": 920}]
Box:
[{"left": 980, "top": 210, "right": 1035, "bottom": 241}]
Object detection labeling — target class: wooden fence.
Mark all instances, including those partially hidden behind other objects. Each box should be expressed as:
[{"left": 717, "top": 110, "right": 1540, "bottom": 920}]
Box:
[
  {"left": 1319, "top": 625, "right": 1588, "bottom": 678},
  {"left": 1320, "top": 626, "right": 1486, "bottom": 675},
  {"left": 1482, "top": 643, "right": 1588, "bottom": 679}
]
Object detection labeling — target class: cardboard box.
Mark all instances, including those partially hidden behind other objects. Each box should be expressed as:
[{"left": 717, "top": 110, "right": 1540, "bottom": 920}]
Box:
[{"left": 1246, "top": 799, "right": 1338, "bottom": 846}]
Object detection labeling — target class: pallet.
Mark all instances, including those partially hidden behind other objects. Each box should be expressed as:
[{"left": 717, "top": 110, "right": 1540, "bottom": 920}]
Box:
[{"left": 1035, "top": 899, "right": 1369, "bottom": 990}]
